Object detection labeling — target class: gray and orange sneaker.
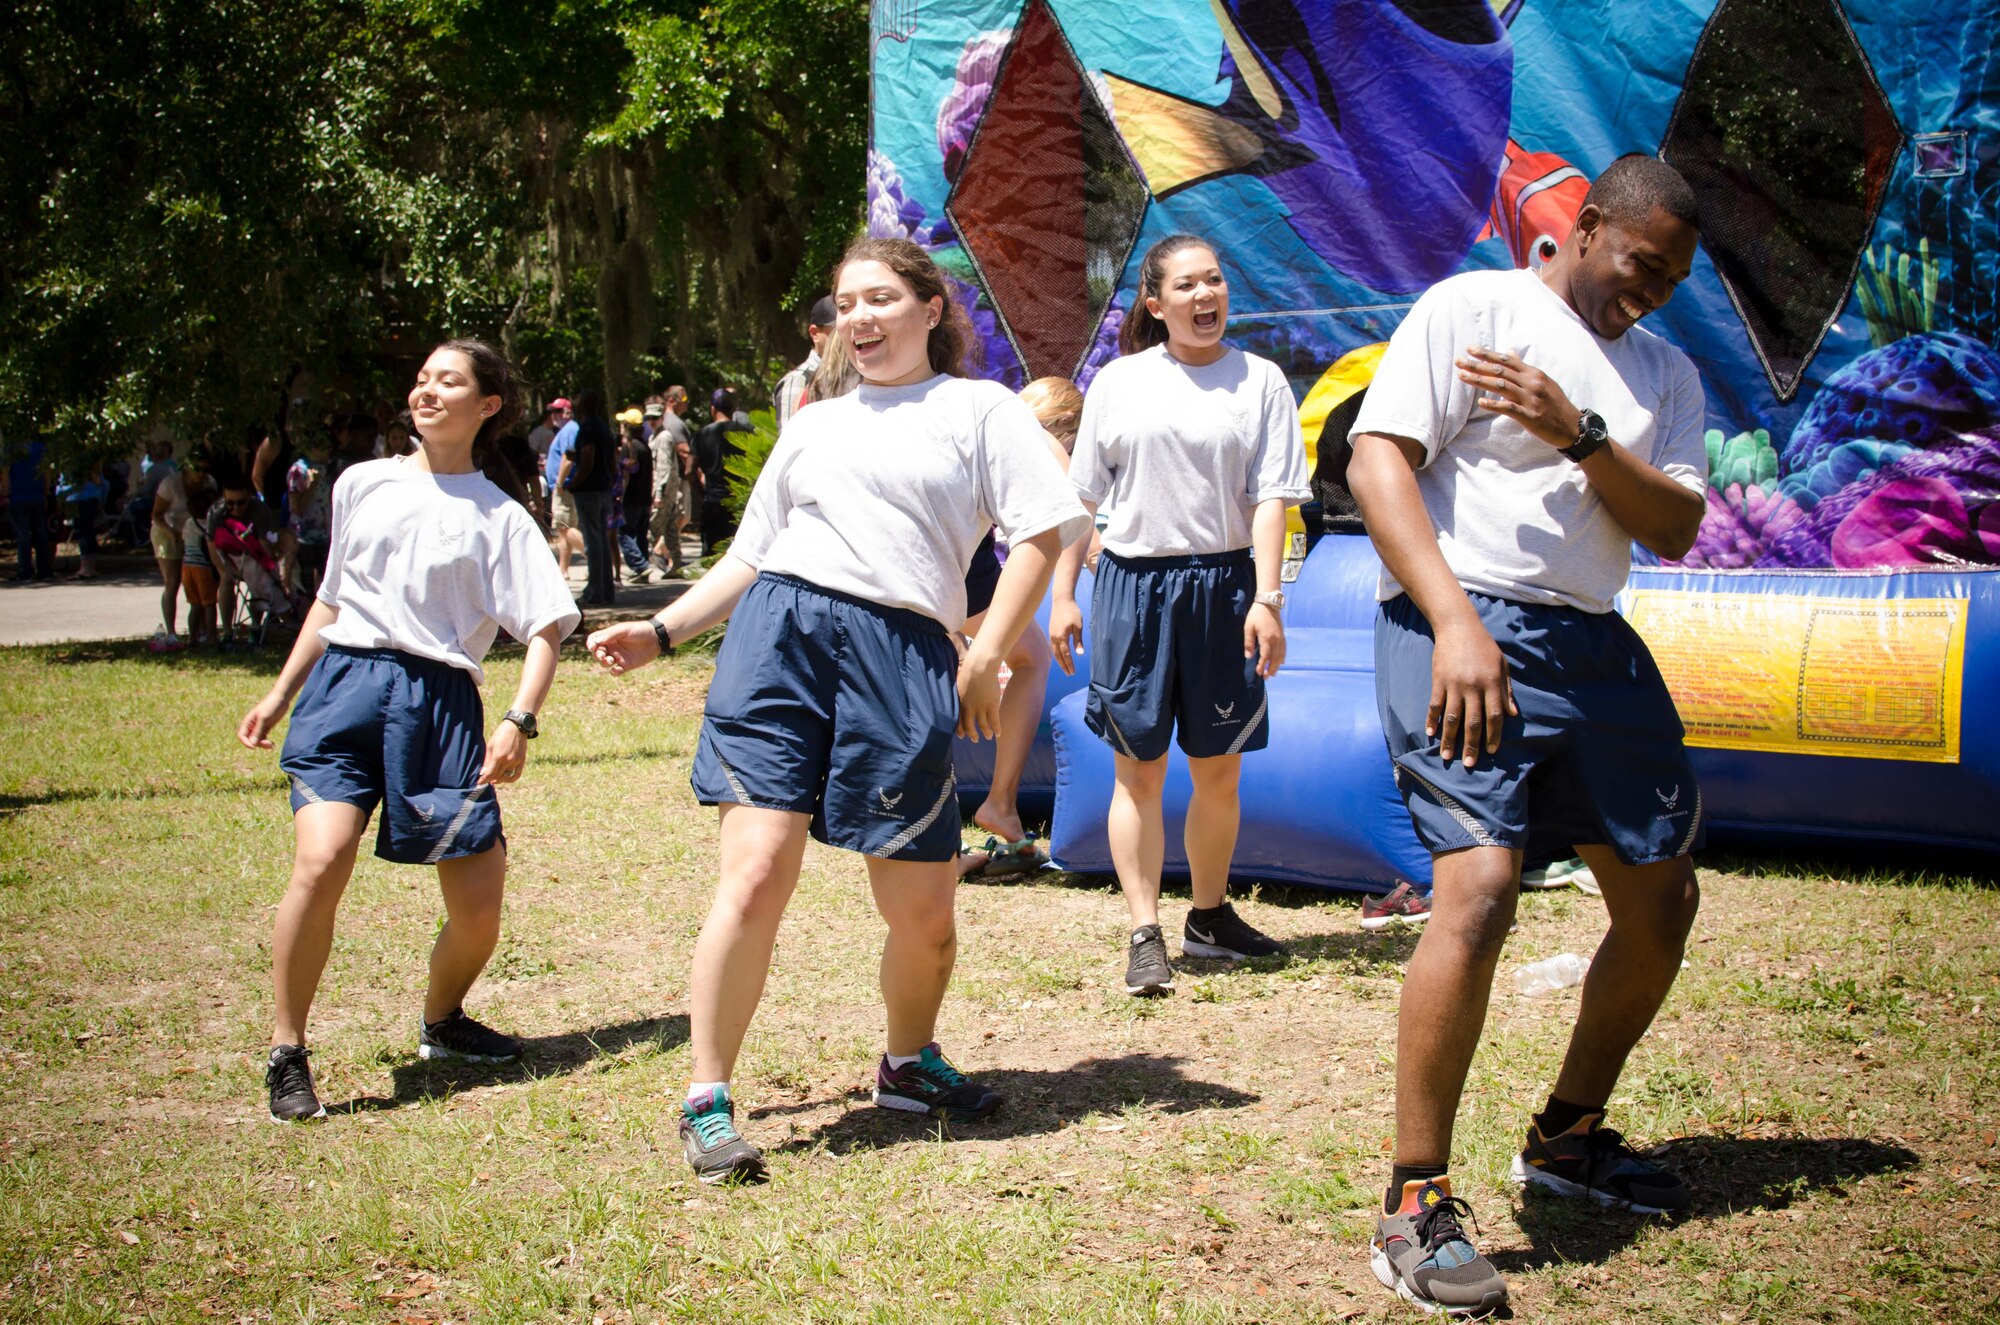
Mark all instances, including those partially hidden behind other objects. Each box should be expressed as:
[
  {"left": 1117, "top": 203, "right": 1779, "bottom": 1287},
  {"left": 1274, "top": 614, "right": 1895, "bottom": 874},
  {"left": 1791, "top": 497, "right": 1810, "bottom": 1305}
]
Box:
[
  {"left": 872, "top": 1043, "right": 1001, "bottom": 1120},
  {"left": 1511, "top": 1112, "right": 1689, "bottom": 1214},
  {"left": 679, "top": 1085, "right": 766, "bottom": 1185},
  {"left": 1370, "top": 1176, "right": 1508, "bottom": 1317}
]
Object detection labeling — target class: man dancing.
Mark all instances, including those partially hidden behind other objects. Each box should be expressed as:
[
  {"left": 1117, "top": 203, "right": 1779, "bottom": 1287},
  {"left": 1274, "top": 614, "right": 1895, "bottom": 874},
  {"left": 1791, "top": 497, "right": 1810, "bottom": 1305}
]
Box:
[{"left": 1347, "top": 154, "right": 1708, "bottom": 1316}]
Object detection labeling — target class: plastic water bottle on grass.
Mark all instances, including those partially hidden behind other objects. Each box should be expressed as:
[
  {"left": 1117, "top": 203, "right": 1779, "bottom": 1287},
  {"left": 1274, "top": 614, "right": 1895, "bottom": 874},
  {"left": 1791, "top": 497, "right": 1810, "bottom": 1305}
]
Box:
[{"left": 1514, "top": 953, "right": 1589, "bottom": 995}]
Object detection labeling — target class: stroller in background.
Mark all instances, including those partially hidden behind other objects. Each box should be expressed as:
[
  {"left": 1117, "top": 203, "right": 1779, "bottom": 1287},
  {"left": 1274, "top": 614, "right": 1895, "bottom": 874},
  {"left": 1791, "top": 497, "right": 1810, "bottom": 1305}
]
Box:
[{"left": 209, "top": 513, "right": 296, "bottom": 650}]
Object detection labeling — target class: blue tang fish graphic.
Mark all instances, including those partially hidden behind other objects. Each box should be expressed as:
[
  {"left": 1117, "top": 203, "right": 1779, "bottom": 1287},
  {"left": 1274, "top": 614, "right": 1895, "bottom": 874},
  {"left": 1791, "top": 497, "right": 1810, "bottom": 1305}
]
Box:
[{"left": 1102, "top": 0, "right": 1514, "bottom": 293}]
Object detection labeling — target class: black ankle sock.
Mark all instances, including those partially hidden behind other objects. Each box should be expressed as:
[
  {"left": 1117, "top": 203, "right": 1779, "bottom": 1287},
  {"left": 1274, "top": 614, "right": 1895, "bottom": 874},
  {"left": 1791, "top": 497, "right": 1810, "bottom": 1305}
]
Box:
[
  {"left": 1534, "top": 1094, "right": 1601, "bottom": 1139},
  {"left": 1187, "top": 902, "right": 1226, "bottom": 918},
  {"left": 1386, "top": 1162, "right": 1449, "bottom": 1214}
]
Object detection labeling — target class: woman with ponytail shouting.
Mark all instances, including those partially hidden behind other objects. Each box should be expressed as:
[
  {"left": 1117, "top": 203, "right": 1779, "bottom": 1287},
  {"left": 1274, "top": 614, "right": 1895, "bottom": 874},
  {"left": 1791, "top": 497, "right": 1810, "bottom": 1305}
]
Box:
[
  {"left": 237, "top": 339, "right": 581, "bottom": 1123},
  {"left": 1051, "top": 234, "right": 1312, "bottom": 996}
]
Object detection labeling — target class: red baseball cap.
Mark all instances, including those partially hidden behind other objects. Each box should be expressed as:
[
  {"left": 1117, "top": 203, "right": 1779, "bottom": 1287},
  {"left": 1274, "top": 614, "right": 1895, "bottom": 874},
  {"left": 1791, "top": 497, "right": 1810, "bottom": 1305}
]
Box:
[{"left": 548, "top": 397, "right": 573, "bottom": 412}]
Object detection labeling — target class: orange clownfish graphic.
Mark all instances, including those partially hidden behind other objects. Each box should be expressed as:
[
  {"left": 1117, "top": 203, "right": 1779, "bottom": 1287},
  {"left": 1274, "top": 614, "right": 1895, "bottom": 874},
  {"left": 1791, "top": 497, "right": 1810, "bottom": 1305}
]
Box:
[{"left": 1479, "top": 137, "right": 1589, "bottom": 270}]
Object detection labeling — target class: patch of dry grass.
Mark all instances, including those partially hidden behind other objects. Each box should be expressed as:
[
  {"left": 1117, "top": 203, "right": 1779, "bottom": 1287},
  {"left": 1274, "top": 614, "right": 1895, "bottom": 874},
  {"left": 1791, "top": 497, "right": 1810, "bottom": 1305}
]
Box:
[{"left": 0, "top": 639, "right": 1996, "bottom": 1322}]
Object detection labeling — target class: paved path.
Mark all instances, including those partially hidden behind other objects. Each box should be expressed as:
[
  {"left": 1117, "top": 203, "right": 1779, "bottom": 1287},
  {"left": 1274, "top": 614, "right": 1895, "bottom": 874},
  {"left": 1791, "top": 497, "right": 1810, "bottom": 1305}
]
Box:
[{"left": 0, "top": 560, "right": 695, "bottom": 647}]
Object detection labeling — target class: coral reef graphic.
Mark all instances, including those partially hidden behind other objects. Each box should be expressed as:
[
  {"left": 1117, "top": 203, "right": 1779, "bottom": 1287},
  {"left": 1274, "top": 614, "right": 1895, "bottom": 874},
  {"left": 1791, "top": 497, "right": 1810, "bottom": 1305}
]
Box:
[{"left": 1676, "top": 333, "right": 2000, "bottom": 569}]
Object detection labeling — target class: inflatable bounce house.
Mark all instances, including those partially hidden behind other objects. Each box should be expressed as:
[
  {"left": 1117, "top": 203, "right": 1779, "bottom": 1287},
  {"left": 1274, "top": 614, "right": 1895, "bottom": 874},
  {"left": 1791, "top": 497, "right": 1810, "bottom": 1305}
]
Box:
[{"left": 869, "top": 0, "right": 2000, "bottom": 888}]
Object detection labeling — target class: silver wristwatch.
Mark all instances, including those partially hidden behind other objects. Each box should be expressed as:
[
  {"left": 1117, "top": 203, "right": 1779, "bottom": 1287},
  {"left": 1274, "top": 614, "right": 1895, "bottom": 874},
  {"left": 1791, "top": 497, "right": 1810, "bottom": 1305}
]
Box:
[{"left": 1253, "top": 590, "right": 1286, "bottom": 613}]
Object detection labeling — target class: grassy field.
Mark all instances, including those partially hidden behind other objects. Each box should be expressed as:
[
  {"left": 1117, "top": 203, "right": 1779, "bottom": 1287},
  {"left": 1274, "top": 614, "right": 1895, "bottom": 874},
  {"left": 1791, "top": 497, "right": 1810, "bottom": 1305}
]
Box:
[{"left": 1, "top": 638, "right": 1996, "bottom": 1323}]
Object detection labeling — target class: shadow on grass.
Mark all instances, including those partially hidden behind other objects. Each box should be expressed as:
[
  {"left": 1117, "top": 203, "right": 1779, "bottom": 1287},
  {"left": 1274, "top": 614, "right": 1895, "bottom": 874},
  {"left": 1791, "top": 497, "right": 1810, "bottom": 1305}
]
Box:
[
  {"left": 1493, "top": 1133, "right": 1919, "bottom": 1271},
  {"left": 1699, "top": 845, "right": 1998, "bottom": 891},
  {"left": 0, "top": 776, "right": 282, "bottom": 812},
  {"left": 325, "top": 1014, "right": 690, "bottom": 1115},
  {"left": 1282, "top": 925, "right": 1422, "bottom": 972},
  {"left": 768, "top": 1052, "right": 1258, "bottom": 1156},
  {"left": 972, "top": 867, "right": 1390, "bottom": 912},
  {"left": 0, "top": 744, "right": 679, "bottom": 814}
]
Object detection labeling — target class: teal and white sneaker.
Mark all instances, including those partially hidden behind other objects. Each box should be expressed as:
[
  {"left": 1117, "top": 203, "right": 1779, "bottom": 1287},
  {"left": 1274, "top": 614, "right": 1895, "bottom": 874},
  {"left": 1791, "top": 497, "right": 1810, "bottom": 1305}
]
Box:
[
  {"left": 872, "top": 1043, "right": 1001, "bottom": 1119},
  {"left": 1371, "top": 1176, "right": 1508, "bottom": 1316},
  {"left": 1521, "top": 856, "right": 1600, "bottom": 895},
  {"left": 679, "top": 1085, "right": 766, "bottom": 1185}
]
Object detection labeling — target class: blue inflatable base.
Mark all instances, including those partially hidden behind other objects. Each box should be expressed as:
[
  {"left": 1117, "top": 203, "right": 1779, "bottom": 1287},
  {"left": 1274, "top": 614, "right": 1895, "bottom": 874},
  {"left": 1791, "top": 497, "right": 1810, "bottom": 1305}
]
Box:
[{"left": 957, "top": 537, "right": 2000, "bottom": 894}]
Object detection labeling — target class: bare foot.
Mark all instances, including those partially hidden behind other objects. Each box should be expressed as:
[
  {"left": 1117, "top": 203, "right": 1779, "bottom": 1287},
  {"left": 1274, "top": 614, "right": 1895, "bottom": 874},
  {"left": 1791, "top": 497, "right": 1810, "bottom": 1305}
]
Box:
[
  {"left": 956, "top": 847, "right": 990, "bottom": 879},
  {"left": 971, "top": 800, "right": 1025, "bottom": 845}
]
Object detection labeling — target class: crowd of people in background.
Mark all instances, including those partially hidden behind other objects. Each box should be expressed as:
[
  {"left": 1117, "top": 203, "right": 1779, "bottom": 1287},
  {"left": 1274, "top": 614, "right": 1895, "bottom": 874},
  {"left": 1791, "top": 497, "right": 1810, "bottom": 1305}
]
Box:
[{"left": 0, "top": 363, "right": 785, "bottom": 644}]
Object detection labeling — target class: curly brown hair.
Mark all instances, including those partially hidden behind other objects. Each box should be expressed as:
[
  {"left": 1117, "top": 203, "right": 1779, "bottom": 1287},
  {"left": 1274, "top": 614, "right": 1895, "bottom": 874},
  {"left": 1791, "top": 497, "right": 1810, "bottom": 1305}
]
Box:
[{"left": 837, "top": 237, "right": 976, "bottom": 378}]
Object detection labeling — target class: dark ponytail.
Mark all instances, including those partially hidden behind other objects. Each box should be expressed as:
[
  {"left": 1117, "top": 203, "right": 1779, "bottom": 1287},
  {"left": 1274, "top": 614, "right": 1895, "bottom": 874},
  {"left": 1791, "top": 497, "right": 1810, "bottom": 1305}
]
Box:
[
  {"left": 1118, "top": 233, "right": 1222, "bottom": 356},
  {"left": 432, "top": 337, "right": 533, "bottom": 511}
]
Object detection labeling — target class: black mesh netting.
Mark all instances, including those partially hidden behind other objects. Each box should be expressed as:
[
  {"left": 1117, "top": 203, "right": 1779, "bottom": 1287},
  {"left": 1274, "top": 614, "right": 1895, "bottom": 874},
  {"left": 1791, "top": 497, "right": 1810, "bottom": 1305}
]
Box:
[
  {"left": 1660, "top": 0, "right": 1902, "bottom": 402},
  {"left": 947, "top": 0, "right": 1148, "bottom": 381}
]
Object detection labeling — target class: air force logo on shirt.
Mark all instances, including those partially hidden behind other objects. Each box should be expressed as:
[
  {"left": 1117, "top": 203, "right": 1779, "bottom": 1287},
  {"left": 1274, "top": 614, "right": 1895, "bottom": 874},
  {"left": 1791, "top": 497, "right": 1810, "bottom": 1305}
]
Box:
[
  {"left": 1213, "top": 700, "right": 1239, "bottom": 727},
  {"left": 869, "top": 787, "right": 907, "bottom": 819}
]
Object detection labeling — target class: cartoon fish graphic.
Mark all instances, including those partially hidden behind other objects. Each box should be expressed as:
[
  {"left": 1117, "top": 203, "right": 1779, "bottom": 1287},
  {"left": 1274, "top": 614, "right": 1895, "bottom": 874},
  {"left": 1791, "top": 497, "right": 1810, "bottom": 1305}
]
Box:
[
  {"left": 1479, "top": 137, "right": 1590, "bottom": 270},
  {"left": 1100, "top": 0, "right": 1514, "bottom": 293}
]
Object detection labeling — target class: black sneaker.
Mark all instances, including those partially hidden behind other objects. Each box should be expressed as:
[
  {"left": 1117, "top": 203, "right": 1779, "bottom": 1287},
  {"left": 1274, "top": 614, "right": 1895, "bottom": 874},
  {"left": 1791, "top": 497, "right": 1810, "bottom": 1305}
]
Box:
[
  {"left": 1182, "top": 902, "right": 1287, "bottom": 960},
  {"left": 1511, "top": 1112, "right": 1691, "bottom": 1214},
  {"left": 1371, "top": 1176, "right": 1508, "bottom": 1316},
  {"left": 872, "top": 1043, "right": 1001, "bottom": 1119},
  {"left": 418, "top": 1008, "right": 523, "bottom": 1063},
  {"left": 680, "top": 1085, "right": 767, "bottom": 1185},
  {"left": 266, "top": 1044, "right": 326, "bottom": 1122},
  {"left": 1124, "top": 924, "right": 1175, "bottom": 996}
]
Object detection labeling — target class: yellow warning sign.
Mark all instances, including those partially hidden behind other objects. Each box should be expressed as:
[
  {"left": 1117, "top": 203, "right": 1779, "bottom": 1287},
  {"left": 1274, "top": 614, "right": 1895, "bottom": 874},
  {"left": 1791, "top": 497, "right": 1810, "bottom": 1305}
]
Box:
[{"left": 1624, "top": 590, "right": 1966, "bottom": 762}]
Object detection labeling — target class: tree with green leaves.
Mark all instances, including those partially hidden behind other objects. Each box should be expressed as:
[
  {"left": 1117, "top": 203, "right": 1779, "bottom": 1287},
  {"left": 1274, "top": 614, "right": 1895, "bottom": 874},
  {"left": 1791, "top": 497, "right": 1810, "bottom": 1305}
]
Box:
[{"left": 0, "top": 0, "right": 867, "bottom": 472}]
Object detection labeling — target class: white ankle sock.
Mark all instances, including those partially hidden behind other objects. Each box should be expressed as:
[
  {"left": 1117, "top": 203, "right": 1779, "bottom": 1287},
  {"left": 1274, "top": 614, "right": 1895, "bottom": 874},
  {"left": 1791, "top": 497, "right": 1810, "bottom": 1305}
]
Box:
[
  {"left": 687, "top": 1080, "right": 729, "bottom": 1106},
  {"left": 884, "top": 1051, "right": 922, "bottom": 1070}
]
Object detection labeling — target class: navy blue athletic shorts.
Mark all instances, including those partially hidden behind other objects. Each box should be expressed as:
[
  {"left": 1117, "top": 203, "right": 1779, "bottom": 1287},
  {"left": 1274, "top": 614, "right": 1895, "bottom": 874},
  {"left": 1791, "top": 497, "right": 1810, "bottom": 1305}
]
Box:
[
  {"left": 691, "top": 573, "right": 961, "bottom": 862},
  {"left": 963, "top": 529, "right": 1001, "bottom": 619},
  {"left": 1085, "top": 548, "right": 1268, "bottom": 761},
  {"left": 279, "top": 645, "right": 501, "bottom": 865},
  {"left": 1374, "top": 592, "right": 1704, "bottom": 866}
]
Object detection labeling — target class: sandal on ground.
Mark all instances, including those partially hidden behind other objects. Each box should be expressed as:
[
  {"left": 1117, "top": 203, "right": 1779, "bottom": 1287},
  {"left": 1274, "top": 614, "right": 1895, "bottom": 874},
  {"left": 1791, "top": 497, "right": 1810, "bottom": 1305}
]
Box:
[{"left": 977, "top": 834, "right": 1051, "bottom": 876}]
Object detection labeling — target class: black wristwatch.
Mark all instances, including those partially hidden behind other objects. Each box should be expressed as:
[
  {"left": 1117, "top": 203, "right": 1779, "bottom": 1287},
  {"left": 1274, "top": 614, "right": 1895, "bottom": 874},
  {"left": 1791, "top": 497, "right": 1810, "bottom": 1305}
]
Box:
[
  {"left": 651, "top": 618, "right": 675, "bottom": 658},
  {"left": 501, "top": 709, "right": 538, "bottom": 739},
  {"left": 1561, "top": 408, "right": 1609, "bottom": 463}
]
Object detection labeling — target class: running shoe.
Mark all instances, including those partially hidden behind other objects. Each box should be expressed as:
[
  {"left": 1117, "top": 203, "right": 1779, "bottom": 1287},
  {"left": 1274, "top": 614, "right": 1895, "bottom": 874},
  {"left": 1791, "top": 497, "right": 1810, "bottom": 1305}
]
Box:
[
  {"left": 417, "top": 1008, "right": 523, "bottom": 1063},
  {"left": 266, "top": 1044, "right": 326, "bottom": 1122},
  {"left": 680, "top": 1085, "right": 766, "bottom": 1185},
  {"left": 1360, "top": 882, "right": 1433, "bottom": 932},
  {"left": 1521, "top": 857, "right": 1599, "bottom": 893},
  {"left": 1124, "top": 924, "right": 1175, "bottom": 996},
  {"left": 147, "top": 630, "right": 187, "bottom": 654},
  {"left": 1182, "top": 902, "right": 1287, "bottom": 960},
  {"left": 1371, "top": 1176, "right": 1508, "bottom": 1317},
  {"left": 872, "top": 1043, "right": 1001, "bottom": 1119},
  {"left": 1510, "top": 1112, "right": 1690, "bottom": 1213}
]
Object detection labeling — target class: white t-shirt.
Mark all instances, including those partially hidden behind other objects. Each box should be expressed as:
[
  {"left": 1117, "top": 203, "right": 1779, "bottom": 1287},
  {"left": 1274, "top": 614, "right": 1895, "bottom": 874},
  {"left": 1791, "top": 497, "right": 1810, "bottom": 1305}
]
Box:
[
  {"left": 731, "top": 375, "right": 1091, "bottom": 630},
  {"left": 316, "top": 457, "right": 582, "bottom": 682},
  {"left": 1349, "top": 268, "right": 1708, "bottom": 614},
  {"left": 154, "top": 468, "right": 191, "bottom": 528},
  {"left": 1070, "top": 345, "right": 1311, "bottom": 557}
]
